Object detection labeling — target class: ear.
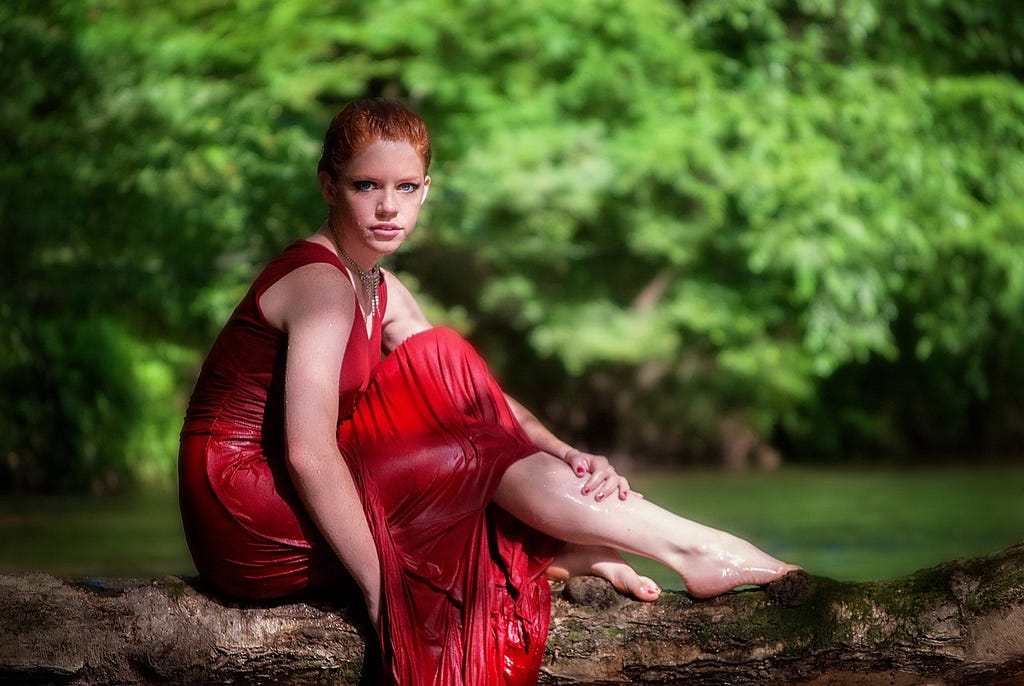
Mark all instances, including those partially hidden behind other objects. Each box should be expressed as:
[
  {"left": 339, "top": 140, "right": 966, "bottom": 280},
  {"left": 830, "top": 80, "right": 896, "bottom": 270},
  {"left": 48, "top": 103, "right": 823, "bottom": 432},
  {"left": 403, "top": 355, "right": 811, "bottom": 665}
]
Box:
[
  {"left": 419, "top": 175, "right": 431, "bottom": 206},
  {"left": 318, "top": 171, "right": 337, "bottom": 205}
]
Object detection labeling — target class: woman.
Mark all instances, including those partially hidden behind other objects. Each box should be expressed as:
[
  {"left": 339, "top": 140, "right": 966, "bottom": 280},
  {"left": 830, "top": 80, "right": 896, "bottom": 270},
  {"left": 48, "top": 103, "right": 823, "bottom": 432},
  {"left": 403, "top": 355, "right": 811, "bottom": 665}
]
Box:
[{"left": 179, "top": 98, "right": 799, "bottom": 685}]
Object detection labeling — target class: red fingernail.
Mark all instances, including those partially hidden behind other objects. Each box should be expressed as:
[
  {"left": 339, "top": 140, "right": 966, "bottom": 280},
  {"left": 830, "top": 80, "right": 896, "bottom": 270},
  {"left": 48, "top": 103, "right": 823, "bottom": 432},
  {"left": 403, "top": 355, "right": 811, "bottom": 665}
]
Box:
[
  {"left": 582, "top": 487, "right": 590, "bottom": 495},
  {"left": 576, "top": 467, "right": 585, "bottom": 475}
]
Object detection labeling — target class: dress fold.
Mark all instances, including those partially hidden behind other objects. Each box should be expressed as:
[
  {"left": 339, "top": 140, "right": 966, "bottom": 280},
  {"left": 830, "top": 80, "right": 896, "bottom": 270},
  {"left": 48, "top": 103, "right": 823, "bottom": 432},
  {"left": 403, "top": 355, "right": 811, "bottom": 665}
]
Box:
[{"left": 340, "top": 327, "right": 556, "bottom": 685}]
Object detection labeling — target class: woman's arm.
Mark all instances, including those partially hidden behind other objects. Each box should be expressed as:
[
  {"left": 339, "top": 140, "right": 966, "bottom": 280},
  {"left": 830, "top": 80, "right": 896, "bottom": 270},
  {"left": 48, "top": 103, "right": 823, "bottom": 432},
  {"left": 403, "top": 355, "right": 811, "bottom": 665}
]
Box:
[
  {"left": 504, "top": 394, "right": 635, "bottom": 502},
  {"left": 503, "top": 395, "right": 575, "bottom": 464},
  {"left": 380, "top": 270, "right": 432, "bottom": 353},
  {"left": 379, "top": 269, "right": 632, "bottom": 501},
  {"left": 261, "top": 263, "right": 383, "bottom": 629}
]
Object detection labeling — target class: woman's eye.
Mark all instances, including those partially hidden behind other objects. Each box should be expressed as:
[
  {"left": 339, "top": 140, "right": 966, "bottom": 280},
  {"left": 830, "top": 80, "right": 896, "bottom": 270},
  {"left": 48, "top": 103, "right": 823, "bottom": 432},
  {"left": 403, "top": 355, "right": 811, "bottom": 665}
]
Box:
[
  {"left": 352, "top": 180, "right": 375, "bottom": 191},
  {"left": 398, "top": 182, "right": 420, "bottom": 193}
]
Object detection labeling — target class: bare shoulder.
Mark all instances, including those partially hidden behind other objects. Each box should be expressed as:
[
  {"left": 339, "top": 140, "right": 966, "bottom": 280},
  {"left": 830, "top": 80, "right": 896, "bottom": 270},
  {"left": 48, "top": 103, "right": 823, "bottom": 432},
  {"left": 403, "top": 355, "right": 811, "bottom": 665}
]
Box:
[
  {"left": 382, "top": 269, "right": 418, "bottom": 303},
  {"left": 261, "top": 261, "right": 354, "bottom": 332},
  {"left": 381, "top": 269, "right": 431, "bottom": 350}
]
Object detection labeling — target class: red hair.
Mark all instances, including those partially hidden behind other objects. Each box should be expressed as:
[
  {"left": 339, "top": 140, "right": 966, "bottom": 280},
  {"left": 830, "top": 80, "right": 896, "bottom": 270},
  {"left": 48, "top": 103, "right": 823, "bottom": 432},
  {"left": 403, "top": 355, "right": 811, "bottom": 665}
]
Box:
[{"left": 317, "top": 98, "right": 432, "bottom": 179}]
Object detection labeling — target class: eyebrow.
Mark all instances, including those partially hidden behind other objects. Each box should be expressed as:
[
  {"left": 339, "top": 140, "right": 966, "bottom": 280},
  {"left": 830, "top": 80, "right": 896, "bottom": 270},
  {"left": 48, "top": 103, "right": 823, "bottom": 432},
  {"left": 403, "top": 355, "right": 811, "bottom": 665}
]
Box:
[
  {"left": 344, "top": 176, "right": 423, "bottom": 186},
  {"left": 344, "top": 172, "right": 424, "bottom": 183}
]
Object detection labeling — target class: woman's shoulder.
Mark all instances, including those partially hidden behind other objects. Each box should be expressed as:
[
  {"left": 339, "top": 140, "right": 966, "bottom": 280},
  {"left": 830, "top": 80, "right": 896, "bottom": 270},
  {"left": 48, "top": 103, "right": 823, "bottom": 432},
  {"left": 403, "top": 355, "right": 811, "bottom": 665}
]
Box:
[
  {"left": 380, "top": 267, "right": 411, "bottom": 292},
  {"left": 268, "top": 238, "right": 341, "bottom": 271},
  {"left": 253, "top": 239, "right": 342, "bottom": 289},
  {"left": 380, "top": 269, "right": 431, "bottom": 350},
  {"left": 257, "top": 240, "right": 353, "bottom": 330}
]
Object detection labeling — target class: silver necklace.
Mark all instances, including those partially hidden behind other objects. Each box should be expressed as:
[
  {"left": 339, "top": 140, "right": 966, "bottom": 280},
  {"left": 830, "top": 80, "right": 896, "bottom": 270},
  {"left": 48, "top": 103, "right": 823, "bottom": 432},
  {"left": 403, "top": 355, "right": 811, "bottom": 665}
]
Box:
[{"left": 328, "top": 223, "right": 381, "bottom": 316}]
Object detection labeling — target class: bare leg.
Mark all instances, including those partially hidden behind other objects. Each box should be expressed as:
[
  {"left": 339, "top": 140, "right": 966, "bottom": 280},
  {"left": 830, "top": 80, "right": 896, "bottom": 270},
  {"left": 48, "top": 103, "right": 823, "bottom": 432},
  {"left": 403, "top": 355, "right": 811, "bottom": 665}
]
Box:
[
  {"left": 547, "top": 543, "right": 661, "bottom": 601},
  {"left": 495, "top": 453, "right": 800, "bottom": 599}
]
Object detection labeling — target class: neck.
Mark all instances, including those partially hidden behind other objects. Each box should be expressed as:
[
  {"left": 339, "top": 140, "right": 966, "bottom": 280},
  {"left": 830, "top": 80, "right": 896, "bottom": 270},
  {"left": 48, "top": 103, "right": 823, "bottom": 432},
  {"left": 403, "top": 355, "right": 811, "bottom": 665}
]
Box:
[
  {"left": 325, "top": 221, "right": 377, "bottom": 273},
  {"left": 323, "top": 220, "right": 381, "bottom": 316}
]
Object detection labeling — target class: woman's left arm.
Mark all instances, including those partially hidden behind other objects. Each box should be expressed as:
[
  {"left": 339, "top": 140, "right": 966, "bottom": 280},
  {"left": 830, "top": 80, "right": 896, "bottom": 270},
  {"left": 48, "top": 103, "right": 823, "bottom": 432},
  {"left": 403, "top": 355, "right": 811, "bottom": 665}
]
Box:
[
  {"left": 504, "top": 394, "right": 635, "bottom": 502},
  {"left": 380, "top": 271, "right": 432, "bottom": 352},
  {"left": 381, "top": 271, "right": 632, "bottom": 500}
]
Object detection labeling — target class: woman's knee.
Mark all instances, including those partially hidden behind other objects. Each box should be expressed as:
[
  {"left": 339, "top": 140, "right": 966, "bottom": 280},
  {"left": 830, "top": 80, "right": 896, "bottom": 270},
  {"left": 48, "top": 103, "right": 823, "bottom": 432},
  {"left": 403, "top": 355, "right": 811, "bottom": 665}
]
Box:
[{"left": 495, "top": 453, "right": 573, "bottom": 510}]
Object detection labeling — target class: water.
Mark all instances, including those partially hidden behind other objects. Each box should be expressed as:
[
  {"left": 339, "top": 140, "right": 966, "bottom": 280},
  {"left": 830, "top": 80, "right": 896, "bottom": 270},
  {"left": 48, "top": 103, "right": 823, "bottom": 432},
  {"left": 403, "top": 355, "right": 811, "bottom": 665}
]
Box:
[
  {"left": 623, "top": 464, "right": 1024, "bottom": 588},
  {"left": 1, "top": 466, "right": 1021, "bottom": 589},
  {"left": 0, "top": 490, "right": 194, "bottom": 578}
]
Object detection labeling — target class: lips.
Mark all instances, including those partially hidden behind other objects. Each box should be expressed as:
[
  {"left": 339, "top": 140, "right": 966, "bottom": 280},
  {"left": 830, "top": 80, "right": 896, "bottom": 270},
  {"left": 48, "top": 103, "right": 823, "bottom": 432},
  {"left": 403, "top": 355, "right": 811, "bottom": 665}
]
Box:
[{"left": 371, "top": 224, "right": 403, "bottom": 238}]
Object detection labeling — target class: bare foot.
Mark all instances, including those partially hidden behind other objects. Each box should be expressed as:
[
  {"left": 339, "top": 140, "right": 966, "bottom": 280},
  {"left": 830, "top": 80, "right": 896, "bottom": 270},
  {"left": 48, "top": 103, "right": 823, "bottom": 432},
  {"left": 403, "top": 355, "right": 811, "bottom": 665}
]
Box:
[
  {"left": 675, "top": 531, "right": 801, "bottom": 599},
  {"left": 547, "top": 544, "right": 662, "bottom": 602},
  {"left": 591, "top": 557, "right": 662, "bottom": 601}
]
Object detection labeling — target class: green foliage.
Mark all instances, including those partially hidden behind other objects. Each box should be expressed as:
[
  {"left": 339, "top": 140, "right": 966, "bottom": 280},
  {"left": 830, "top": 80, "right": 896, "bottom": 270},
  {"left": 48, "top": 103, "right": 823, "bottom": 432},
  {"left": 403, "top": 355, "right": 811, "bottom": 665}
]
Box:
[
  {"left": 2, "top": 0, "right": 1023, "bottom": 490},
  {"left": 0, "top": 315, "right": 140, "bottom": 491}
]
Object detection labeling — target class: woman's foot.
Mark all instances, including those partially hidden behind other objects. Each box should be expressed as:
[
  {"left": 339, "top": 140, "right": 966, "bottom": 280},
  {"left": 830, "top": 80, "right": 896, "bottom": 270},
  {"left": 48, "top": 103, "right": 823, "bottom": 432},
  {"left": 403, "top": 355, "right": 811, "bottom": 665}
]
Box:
[
  {"left": 673, "top": 531, "right": 801, "bottom": 599},
  {"left": 547, "top": 544, "right": 661, "bottom": 602}
]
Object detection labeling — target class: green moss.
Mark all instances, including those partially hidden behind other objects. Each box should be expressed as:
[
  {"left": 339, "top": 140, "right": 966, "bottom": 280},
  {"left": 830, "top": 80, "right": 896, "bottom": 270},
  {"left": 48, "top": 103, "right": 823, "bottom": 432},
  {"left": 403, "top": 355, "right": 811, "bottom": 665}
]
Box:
[
  {"left": 603, "top": 626, "right": 626, "bottom": 640},
  {"left": 156, "top": 576, "right": 192, "bottom": 599},
  {"left": 688, "top": 614, "right": 714, "bottom": 648},
  {"left": 336, "top": 662, "right": 366, "bottom": 682},
  {"left": 962, "top": 558, "right": 1024, "bottom": 615},
  {"left": 547, "top": 619, "right": 593, "bottom": 653},
  {"left": 706, "top": 577, "right": 890, "bottom": 654}
]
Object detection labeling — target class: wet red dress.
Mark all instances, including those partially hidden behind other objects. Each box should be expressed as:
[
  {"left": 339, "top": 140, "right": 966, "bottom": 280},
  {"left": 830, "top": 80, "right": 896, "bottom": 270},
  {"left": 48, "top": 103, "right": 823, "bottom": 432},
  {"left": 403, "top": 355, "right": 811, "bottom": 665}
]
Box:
[{"left": 179, "top": 240, "right": 555, "bottom": 685}]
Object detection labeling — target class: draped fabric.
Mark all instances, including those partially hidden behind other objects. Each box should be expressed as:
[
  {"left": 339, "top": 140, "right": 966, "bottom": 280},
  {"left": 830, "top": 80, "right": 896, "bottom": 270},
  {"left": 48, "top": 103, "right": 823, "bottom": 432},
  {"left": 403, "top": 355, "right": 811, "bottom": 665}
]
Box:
[
  {"left": 179, "top": 241, "right": 555, "bottom": 684},
  {"left": 339, "top": 327, "right": 556, "bottom": 684}
]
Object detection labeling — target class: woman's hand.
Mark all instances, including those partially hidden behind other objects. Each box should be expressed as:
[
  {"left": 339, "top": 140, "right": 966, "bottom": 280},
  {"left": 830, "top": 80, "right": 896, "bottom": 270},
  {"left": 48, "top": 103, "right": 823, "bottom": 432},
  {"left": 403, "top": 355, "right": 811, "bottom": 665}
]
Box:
[{"left": 562, "top": 448, "right": 640, "bottom": 502}]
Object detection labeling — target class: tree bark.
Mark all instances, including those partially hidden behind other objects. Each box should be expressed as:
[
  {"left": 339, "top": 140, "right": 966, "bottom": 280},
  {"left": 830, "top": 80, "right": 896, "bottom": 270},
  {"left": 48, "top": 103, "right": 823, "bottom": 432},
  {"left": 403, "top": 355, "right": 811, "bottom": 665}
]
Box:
[{"left": 2, "top": 543, "right": 1023, "bottom": 685}]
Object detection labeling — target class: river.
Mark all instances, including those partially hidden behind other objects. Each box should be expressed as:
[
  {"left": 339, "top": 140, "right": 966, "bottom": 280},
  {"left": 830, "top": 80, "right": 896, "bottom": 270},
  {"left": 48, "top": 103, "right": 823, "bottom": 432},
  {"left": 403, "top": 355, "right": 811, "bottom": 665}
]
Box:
[{"left": 1, "top": 465, "right": 1021, "bottom": 590}]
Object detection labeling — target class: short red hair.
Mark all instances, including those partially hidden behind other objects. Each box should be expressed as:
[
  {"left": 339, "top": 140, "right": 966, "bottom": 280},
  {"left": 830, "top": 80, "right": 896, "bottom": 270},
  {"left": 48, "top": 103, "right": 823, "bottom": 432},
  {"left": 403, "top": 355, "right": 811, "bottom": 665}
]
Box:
[{"left": 317, "top": 98, "right": 432, "bottom": 179}]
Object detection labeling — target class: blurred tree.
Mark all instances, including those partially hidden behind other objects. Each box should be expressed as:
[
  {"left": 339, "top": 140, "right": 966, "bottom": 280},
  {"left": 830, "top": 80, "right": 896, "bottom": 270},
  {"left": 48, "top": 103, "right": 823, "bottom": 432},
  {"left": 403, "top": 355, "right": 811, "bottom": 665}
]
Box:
[
  {"left": 1, "top": 0, "right": 1022, "bottom": 491},
  {"left": 380, "top": 0, "right": 1024, "bottom": 463},
  {"left": 0, "top": 0, "right": 327, "bottom": 489},
  {"left": 0, "top": 1, "right": 148, "bottom": 490}
]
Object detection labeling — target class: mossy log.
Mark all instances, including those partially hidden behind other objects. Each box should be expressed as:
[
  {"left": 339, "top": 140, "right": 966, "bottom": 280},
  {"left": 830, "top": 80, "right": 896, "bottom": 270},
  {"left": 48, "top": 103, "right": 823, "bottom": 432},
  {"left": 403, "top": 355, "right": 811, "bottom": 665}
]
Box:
[{"left": 2, "top": 543, "right": 1023, "bottom": 685}]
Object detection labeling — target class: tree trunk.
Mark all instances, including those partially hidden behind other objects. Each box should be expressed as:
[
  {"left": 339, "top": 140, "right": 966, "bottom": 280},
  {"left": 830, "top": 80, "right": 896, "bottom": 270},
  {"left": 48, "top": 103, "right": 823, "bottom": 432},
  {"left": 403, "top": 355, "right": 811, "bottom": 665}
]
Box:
[{"left": 2, "top": 543, "right": 1023, "bottom": 685}]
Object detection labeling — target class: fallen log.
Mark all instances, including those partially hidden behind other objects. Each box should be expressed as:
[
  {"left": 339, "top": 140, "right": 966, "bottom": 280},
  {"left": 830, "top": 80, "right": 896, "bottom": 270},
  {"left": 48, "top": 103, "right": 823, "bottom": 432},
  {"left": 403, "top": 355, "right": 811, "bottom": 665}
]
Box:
[{"left": 2, "top": 543, "right": 1023, "bottom": 685}]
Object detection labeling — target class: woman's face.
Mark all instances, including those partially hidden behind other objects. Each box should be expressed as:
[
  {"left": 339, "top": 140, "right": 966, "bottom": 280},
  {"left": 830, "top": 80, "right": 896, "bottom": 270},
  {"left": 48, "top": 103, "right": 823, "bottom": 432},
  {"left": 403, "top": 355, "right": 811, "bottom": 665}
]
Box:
[{"left": 320, "top": 138, "right": 430, "bottom": 261}]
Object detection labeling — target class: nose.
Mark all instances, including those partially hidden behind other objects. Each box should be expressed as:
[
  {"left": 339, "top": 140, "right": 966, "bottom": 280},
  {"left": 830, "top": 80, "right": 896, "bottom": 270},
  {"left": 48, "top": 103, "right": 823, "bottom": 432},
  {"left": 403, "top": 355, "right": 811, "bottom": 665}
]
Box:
[{"left": 377, "top": 190, "right": 398, "bottom": 218}]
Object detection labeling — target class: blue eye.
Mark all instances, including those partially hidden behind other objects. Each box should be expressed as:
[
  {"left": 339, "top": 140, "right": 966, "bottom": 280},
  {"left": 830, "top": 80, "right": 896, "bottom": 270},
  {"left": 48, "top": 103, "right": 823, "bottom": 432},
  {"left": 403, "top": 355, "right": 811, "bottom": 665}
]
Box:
[
  {"left": 398, "top": 182, "right": 420, "bottom": 193},
  {"left": 352, "top": 180, "right": 375, "bottom": 191}
]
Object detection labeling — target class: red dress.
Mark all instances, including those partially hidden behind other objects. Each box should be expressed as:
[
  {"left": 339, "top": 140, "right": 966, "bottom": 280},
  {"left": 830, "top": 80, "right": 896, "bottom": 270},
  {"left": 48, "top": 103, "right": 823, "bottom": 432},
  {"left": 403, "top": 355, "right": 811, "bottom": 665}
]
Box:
[{"left": 179, "top": 240, "right": 555, "bottom": 685}]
